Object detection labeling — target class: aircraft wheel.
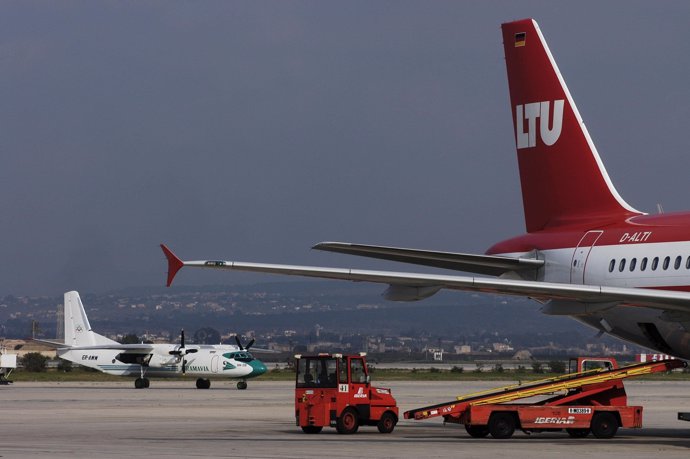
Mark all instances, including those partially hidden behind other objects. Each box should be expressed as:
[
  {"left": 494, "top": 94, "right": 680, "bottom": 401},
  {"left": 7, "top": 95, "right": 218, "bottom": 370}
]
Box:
[
  {"left": 488, "top": 412, "right": 516, "bottom": 439},
  {"left": 590, "top": 412, "right": 618, "bottom": 439},
  {"left": 134, "top": 378, "right": 146, "bottom": 389},
  {"left": 336, "top": 407, "right": 359, "bottom": 434},
  {"left": 376, "top": 411, "right": 397, "bottom": 433},
  {"left": 237, "top": 381, "right": 248, "bottom": 390},
  {"left": 465, "top": 424, "right": 490, "bottom": 438},
  {"left": 301, "top": 426, "right": 323, "bottom": 434},
  {"left": 196, "top": 378, "right": 211, "bottom": 389}
]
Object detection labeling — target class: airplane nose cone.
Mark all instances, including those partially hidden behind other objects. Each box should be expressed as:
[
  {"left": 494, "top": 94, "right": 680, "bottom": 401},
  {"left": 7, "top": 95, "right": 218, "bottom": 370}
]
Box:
[{"left": 249, "top": 360, "right": 267, "bottom": 377}]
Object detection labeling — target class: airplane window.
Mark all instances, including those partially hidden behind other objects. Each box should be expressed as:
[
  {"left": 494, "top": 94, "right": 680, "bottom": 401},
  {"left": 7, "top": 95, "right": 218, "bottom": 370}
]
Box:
[
  {"left": 652, "top": 257, "right": 659, "bottom": 270},
  {"left": 675, "top": 256, "right": 682, "bottom": 270},
  {"left": 629, "top": 258, "right": 637, "bottom": 271},
  {"left": 686, "top": 256, "right": 690, "bottom": 269},
  {"left": 663, "top": 256, "right": 670, "bottom": 270},
  {"left": 608, "top": 259, "right": 615, "bottom": 273},
  {"left": 641, "top": 258, "right": 648, "bottom": 271},
  {"left": 618, "top": 259, "right": 626, "bottom": 272}
]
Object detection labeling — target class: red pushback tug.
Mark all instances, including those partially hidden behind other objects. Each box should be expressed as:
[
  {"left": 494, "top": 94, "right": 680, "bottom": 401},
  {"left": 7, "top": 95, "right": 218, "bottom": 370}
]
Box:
[
  {"left": 404, "top": 357, "right": 686, "bottom": 439},
  {"left": 295, "top": 353, "right": 399, "bottom": 434}
]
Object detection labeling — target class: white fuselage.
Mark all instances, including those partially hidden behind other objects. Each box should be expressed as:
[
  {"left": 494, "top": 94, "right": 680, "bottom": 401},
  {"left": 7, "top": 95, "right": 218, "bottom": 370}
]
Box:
[
  {"left": 58, "top": 344, "right": 262, "bottom": 379},
  {"left": 498, "top": 241, "right": 690, "bottom": 359}
]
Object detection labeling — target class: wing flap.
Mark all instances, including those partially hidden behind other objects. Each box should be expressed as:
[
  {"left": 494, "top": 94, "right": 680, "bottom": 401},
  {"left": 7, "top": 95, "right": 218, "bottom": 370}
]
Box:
[{"left": 313, "top": 242, "right": 543, "bottom": 276}]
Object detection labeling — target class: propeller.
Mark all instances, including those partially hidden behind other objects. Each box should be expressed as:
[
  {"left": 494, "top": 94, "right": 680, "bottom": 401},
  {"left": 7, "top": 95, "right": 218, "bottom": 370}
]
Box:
[
  {"left": 234, "top": 335, "right": 255, "bottom": 351},
  {"left": 169, "top": 329, "right": 198, "bottom": 374}
]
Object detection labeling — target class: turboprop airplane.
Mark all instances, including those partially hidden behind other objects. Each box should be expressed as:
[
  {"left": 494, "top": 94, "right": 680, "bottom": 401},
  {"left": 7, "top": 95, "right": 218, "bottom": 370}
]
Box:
[
  {"left": 44, "top": 291, "right": 267, "bottom": 389},
  {"left": 160, "top": 18, "right": 690, "bottom": 360}
]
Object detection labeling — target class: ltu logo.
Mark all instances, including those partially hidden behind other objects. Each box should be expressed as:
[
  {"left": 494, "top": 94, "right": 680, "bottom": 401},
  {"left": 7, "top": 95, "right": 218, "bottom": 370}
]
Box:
[{"left": 516, "top": 100, "right": 564, "bottom": 149}]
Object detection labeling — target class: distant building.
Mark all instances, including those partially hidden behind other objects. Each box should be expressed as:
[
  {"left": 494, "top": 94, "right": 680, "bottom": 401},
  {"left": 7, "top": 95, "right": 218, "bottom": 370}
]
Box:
[
  {"left": 492, "top": 342, "right": 514, "bottom": 353},
  {"left": 455, "top": 345, "right": 472, "bottom": 354}
]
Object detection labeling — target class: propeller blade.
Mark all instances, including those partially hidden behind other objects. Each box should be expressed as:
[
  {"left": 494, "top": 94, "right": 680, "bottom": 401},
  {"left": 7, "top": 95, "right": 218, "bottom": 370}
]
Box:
[
  {"left": 235, "top": 335, "right": 243, "bottom": 350},
  {"left": 182, "top": 358, "right": 186, "bottom": 374},
  {"left": 186, "top": 348, "right": 198, "bottom": 354},
  {"left": 245, "top": 339, "right": 255, "bottom": 350},
  {"left": 180, "top": 329, "right": 185, "bottom": 348}
]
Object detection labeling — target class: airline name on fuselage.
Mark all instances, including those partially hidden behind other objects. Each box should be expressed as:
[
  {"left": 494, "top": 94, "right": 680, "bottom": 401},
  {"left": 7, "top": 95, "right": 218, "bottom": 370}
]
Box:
[
  {"left": 516, "top": 99, "right": 564, "bottom": 149},
  {"left": 186, "top": 365, "right": 210, "bottom": 372},
  {"left": 619, "top": 232, "right": 653, "bottom": 243}
]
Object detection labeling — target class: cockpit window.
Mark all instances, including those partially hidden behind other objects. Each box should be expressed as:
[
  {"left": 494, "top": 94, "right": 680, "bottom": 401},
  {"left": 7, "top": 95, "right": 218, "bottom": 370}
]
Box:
[{"left": 223, "top": 352, "right": 253, "bottom": 362}]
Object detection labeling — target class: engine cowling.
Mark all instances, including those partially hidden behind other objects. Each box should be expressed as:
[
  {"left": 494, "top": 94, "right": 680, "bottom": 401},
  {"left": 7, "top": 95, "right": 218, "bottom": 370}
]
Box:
[{"left": 382, "top": 285, "right": 441, "bottom": 301}]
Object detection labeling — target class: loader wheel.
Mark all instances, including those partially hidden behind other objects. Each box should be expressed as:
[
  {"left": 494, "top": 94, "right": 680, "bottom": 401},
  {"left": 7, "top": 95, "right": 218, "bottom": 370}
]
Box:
[
  {"left": 488, "top": 412, "right": 515, "bottom": 439},
  {"left": 301, "top": 426, "right": 323, "bottom": 434},
  {"left": 465, "top": 424, "right": 490, "bottom": 438},
  {"left": 590, "top": 412, "right": 618, "bottom": 439},
  {"left": 566, "top": 428, "right": 590, "bottom": 438},
  {"left": 336, "top": 408, "right": 359, "bottom": 434},
  {"left": 377, "top": 411, "right": 397, "bottom": 434}
]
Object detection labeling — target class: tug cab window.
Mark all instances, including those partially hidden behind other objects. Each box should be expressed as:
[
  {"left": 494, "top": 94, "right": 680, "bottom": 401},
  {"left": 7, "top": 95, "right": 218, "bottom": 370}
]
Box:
[
  {"left": 350, "top": 358, "right": 367, "bottom": 384},
  {"left": 296, "top": 357, "right": 337, "bottom": 388}
]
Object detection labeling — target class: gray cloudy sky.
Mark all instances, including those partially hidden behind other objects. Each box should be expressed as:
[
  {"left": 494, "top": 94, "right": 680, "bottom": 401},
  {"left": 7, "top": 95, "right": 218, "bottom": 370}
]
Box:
[{"left": 2, "top": 1, "right": 690, "bottom": 296}]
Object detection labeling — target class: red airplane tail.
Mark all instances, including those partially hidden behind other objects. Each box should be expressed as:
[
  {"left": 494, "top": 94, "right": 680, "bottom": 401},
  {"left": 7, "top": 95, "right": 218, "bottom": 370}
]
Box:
[{"left": 501, "top": 19, "right": 642, "bottom": 232}]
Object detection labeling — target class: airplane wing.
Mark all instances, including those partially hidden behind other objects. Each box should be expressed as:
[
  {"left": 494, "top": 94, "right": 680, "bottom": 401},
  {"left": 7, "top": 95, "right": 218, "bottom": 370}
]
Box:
[
  {"left": 53, "top": 343, "right": 155, "bottom": 352},
  {"left": 161, "top": 244, "right": 690, "bottom": 313},
  {"left": 313, "top": 242, "right": 544, "bottom": 276}
]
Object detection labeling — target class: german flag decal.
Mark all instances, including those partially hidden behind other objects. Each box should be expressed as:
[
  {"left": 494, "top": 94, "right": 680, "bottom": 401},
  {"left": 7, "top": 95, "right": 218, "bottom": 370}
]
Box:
[{"left": 515, "top": 32, "right": 526, "bottom": 47}]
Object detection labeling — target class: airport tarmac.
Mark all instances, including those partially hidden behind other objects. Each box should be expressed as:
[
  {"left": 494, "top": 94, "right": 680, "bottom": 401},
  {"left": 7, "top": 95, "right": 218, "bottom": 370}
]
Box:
[{"left": 1, "top": 380, "right": 689, "bottom": 458}]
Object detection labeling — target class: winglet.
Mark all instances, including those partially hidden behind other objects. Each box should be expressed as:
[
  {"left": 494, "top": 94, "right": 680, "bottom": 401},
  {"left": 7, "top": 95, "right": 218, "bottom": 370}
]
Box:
[{"left": 160, "top": 244, "right": 184, "bottom": 287}]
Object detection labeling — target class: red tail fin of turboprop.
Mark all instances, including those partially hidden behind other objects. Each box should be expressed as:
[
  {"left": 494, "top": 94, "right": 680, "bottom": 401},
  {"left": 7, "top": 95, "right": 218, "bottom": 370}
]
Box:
[
  {"left": 501, "top": 19, "right": 642, "bottom": 232},
  {"left": 160, "top": 244, "right": 184, "bottom": 287}
]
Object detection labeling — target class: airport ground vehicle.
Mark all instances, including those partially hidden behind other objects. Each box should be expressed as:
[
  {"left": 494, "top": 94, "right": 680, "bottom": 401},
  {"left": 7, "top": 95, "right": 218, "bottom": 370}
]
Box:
[
  {"left": 404, "top": 357, "right": 686, "bottom": 439},
  {"left": 0, "top": 348, "right": 16, "bottom": 385},
  {"left": 295, "top": 353, "right": 398, "bottom": 434}
]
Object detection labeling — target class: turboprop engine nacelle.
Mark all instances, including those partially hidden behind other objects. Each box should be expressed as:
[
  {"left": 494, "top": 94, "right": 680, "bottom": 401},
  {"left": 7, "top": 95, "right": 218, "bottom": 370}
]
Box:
[
  {"left": 383, "top": 285, "right": 441, "bottom": 301},
  {"left": 147, "top": 353, "right": 177, "bottom": 368}
]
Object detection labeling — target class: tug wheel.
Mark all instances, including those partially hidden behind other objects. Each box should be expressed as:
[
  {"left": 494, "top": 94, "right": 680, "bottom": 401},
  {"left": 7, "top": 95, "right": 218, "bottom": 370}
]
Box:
[
  {"left": 591, "top": 412, "right": 618, "bottom": 439},
  {"left": 301, "top": 426, "right": 323, "bottom": 434},
  {"left": 488, "top": 412, "right": 516, "bottom": 439},
  {"left": 566, "top": 428, "right": 590, "bottom": 438},
  {"left": 336, "top": 408, "right": 359, "bottom": 434},
  {"left": 465, "top": 424, "right": 490, "bottom": 438},
  {"left": 377, "top": 411, "right": 397, "bottom": 434}
]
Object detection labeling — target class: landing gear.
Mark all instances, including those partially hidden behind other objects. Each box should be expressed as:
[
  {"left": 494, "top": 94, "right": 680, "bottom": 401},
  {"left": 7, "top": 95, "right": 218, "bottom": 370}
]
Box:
[
  {"left": 134, "top": 363, "right": 150, "bottom": 389},
  {"left": 237, "top": 380, "right": 248, "bottom": 390},
  {"left": 196, "top": 378, "right": 211, "bottom": 389}
]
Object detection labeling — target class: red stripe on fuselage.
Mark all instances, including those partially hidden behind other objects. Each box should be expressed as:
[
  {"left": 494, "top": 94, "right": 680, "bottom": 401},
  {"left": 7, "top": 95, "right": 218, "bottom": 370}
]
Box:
[{"left": 486, "top": 211, "right": 690, "bottom": 254}]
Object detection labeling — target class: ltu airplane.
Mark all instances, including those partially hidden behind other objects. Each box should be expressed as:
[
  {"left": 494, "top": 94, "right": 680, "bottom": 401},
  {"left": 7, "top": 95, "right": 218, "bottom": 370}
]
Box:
[
  {"left": 161, "top": 18, "right": 690, "bottom": 360},
  {"left": 42, "top": 291, "right": 267, "bottom": 389}
]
